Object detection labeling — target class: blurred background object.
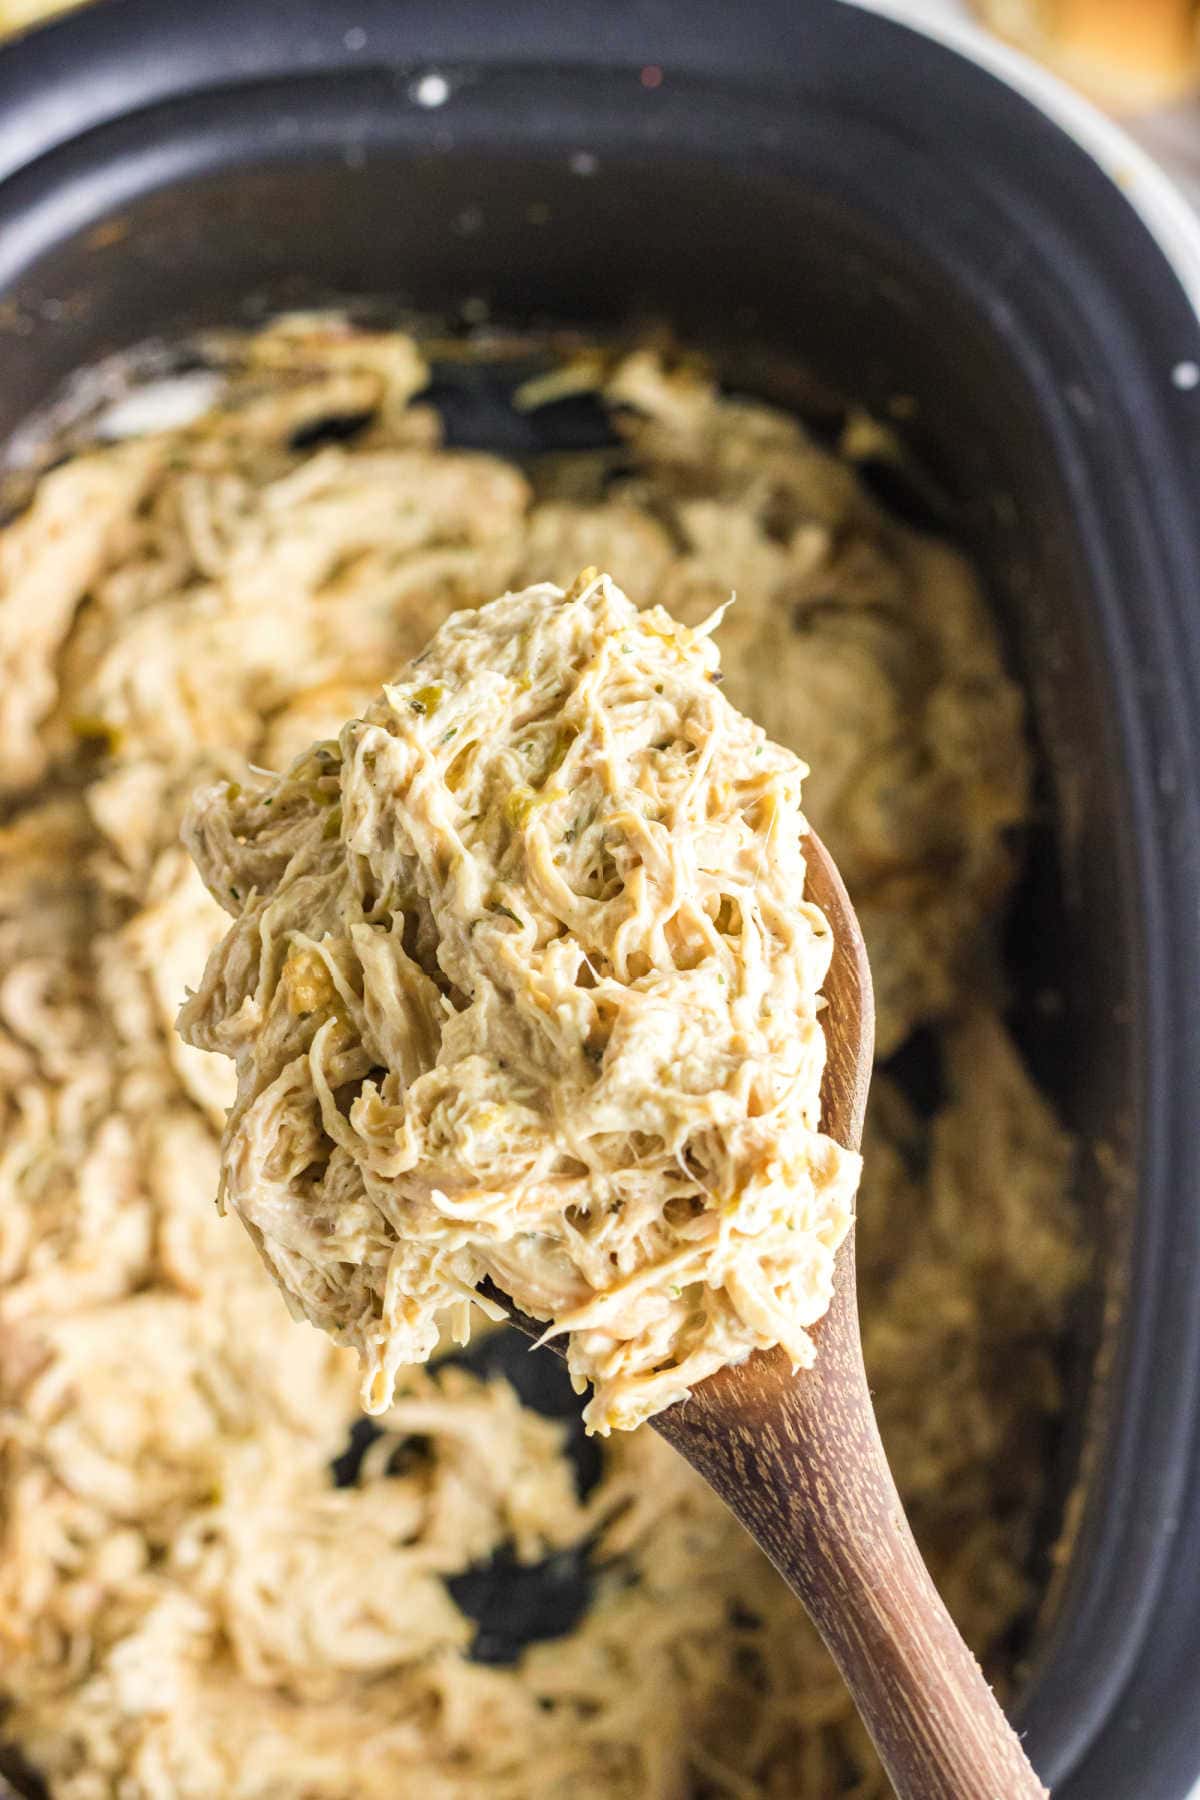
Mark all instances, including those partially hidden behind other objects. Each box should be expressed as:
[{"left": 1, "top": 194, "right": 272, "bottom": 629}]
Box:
[
  {"left": 971, "top": 0, "right": 1200, "bottom": 110},
  {"left": 0, "top": 0, "right": 82, "bottom": 28}
]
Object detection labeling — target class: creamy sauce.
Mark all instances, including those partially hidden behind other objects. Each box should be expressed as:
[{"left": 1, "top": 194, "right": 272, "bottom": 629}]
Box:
[{"left": 180, "top": 575, "right": 861, "bottom": 1432}]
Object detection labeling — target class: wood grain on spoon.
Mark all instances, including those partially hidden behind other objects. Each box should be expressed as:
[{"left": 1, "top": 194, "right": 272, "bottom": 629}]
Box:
[{"left": 501, "top": 830, "right": 1049, "bottom": 1800}]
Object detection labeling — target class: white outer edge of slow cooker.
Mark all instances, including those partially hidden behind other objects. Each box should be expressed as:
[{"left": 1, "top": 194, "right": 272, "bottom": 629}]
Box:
[
  {"left": 842, "top": 0, "right": 1200, "bottom": 339},
  {"left": 843, "top": 16, "right": 1200, "bottom": 1800}
]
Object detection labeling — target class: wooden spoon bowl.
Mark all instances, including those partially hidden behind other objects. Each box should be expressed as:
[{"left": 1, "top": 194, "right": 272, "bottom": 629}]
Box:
[{"left": 498, "top": 830, "right": 1048, "bottom": 1799}]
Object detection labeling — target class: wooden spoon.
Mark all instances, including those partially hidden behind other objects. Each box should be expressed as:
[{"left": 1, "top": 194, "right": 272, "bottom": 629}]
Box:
[{"left": 499, "top": 830, "right": 1049, "bottom": 1800}]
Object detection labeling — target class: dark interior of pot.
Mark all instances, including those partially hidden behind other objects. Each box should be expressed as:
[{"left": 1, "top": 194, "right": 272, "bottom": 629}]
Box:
[
  {"left": 0, "top": 61, "right": 1142, "bottom": 1130},
  {"left": 0, "top": 61, "right": 1142, "bottom": 1796}
]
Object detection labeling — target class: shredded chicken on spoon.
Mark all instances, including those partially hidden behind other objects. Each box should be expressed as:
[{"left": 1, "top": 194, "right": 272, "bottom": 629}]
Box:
[{"left": 180, "top": 571, "right": 861, "bottom": 1432}]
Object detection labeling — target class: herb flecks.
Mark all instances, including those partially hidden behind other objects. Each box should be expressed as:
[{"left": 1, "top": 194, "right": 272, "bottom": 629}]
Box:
[{"left": 410, "top": 684, "right": 444, "bottom": 716}]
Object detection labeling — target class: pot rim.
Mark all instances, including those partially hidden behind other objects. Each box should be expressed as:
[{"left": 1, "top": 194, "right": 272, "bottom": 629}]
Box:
[{"left": 847, "top": 0, "right": 1200, "bottom": 324}]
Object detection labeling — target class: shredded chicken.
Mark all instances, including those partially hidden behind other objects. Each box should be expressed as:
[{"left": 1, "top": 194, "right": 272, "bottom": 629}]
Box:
[
  {"left": 0, "top": 318, "right": 1086, "bottom": 1799},
  {"left": 179, "top": 576, "right": 861, "bottom": 1432}
]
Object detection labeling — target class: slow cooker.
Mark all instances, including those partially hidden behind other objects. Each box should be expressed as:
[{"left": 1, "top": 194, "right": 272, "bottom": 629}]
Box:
[{"left": 0, "top": 2, "right": 1198, "bottom": 1795}]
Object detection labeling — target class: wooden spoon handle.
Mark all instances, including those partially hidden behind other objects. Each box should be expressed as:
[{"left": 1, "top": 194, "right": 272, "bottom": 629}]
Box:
[
  {"left": 654, "top": 1264, "right": 1048, "bottom": 1800},
  {"left": 660, "top": 1365, "right": 1046, "bottom": 1798},
  {"left": 794, "top": 1490, "right": 1049, "bottom": 1800}
]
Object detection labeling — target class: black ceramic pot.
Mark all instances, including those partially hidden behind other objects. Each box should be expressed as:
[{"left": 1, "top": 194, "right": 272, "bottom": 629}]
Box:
[{"left": 0, "top": 3, "right": 1198, "bottom": 1796}]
